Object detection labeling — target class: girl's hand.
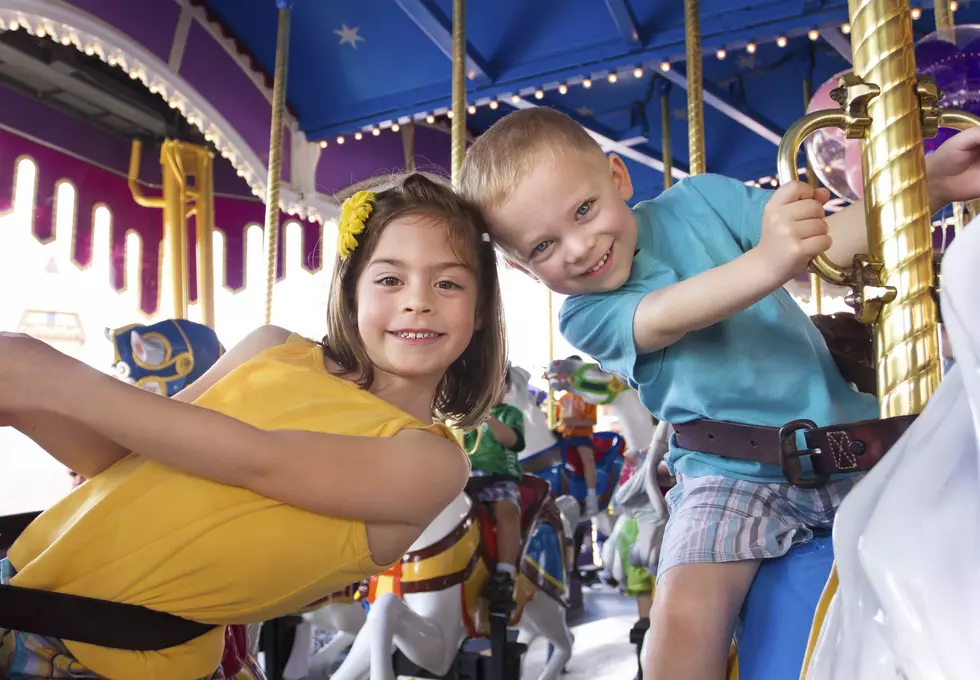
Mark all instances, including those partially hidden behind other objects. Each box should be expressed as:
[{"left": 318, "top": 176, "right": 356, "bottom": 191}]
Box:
[
  {"left": 0, "top": 332, "right": 66, "bottom": 415},
  {"left": 926, "top": 126, "right": 980, "bottom": 211}
]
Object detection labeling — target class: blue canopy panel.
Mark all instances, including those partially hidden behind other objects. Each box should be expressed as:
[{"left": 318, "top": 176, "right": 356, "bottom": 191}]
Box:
[{"left": 201, "top": 0, "right": 979, "bottom": 202}]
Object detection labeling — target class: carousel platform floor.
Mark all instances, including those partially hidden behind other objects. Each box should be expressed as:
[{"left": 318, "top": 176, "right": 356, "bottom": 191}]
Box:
[{"left": 522, "top": 584, "right": 639, "bottom": 680}]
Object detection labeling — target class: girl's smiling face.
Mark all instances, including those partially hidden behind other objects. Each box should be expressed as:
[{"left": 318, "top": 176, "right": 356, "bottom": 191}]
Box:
[{"left": 355, "top": 213, "right": 481, "bottom": 389}]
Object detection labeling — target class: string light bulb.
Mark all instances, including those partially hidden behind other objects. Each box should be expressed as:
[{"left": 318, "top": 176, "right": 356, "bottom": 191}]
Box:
[
  {"left": 777, "top": 36, "right": 787, "bottom": 47},
  {"left": 633, "top": 67, "right": 643, "bottom": 78},
  {"left": 558, "top": 83, "right": 568, "bottom": 94},
  {"left": 716, "top": 48, "right": 727, "bottom": 60},
  {"left": 951, "top": 0, "right": 959, "bottom": 10},
  {"left": 337, "top": 136, "right": 345, "bottom": 144},
  {"left": 808, "top": 29, "right": 819, "bottom": 41},
  {"left": 608, "top": 72, "right": 618, "bottom": 83},
  {"left": 392, "top": 123, "right": 400, "bottom": 132},
  {"left": 447, "top": 110, "right": 454, "bottom": 118},
  {"left": 371, "top": 128, "right": 380, "bottom": 136},
  {"left": 746, "top": 43, "right": 757, "bottom": 54},
  {"left": 354, "top": 131, "right": 363, "bottom": 140},
  {"left": 660, "top": 61, "right": 671, "bottom": 72},
  {"left": 534, "top": 89, "right": 544, "bottom": 99},
  {"left": 911, "top": 7, "right": 922, "bottom": 19},
  {"left": 489, "top": 100, "right": 499, "bottom": 109},
  {"left": 582, "top": 78, "right": 592, "bottom": 88},
  {"left": 841, "top": 23, "right": 851, "bottom": 34},
  {"left": 319, "top": 140, "right": 328, "bottom": 149},
  {"left": 511, "top": 94, "right": 521, "bottom": 103},
  {"left": 468, "top": 104, "right": 477, "bottom": 114},
  {"left": 426, "top": 114, "right": 435, "bottom": 123}
]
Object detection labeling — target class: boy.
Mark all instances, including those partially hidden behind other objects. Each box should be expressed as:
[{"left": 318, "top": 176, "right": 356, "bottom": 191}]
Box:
[
  {"left": 459, "top": 107, "right": 980, "bottom": 678},
  {"left": 556, "top": 355, "right": 599, "bottom": 515},
  {"left": 465, "top": 367, "right": 526, "bottom": 611}
]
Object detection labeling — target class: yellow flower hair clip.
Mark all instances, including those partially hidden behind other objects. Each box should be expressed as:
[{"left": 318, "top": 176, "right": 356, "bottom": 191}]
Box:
[{"left": 337, "top": 190, "right": 375, "bottom": 261}]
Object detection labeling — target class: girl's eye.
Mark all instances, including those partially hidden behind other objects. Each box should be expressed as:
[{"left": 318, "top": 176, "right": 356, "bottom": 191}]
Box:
[
  {"left": 377, "top": 276, "right": 401, "bottom": 286},
  {"left": 576, "top": 201, "right": 593, "bottom": 218},
  {"left": 532, "top": 240, "right": 553, "bottom": 256},
  {"left": 436, "top": 280, "right": 462, "bottom": 290}
]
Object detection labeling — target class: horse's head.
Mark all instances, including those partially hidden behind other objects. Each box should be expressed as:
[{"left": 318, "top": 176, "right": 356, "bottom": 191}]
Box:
[
  {"left": 107, "top": 319, "right": 224, "bottom": 396},
  {"left": 545, "top": 358, "right": 626, "bottom": 406}
]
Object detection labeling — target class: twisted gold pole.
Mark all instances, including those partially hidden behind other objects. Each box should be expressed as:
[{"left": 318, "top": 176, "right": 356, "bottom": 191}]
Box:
[
  {"left": 450, "top": 0, "right": 466, "bottom": 185},
  {"left": 684, "top": 0, "right": 705, "bottom": 175},
  {"left": 263, "top": 6, "right": 291, "bottom": 325},
  {"left": 934, "top": 0, "right": 955, "bottom": 42},
  {"left": 661, "top": 84, "right": 673, "bottom": 190},
  {"left": 850, "top": 0, "right": 937, "bottom": 416},
  {"left": 803, "top": 77, "right": 824, "bottom": 315}
]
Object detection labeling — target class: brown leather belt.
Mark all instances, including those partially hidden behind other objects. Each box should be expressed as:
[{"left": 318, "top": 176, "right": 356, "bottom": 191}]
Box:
[{"left": 672, "top": 416, "right": 916, "bottom": 487}]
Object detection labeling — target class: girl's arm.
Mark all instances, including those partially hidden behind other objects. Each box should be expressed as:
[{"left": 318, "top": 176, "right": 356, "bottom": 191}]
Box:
[
  {"left": 4, "top": 326, "right": 292, "bottom": 480},
  {"left": 3, "top": 333, "right": 469, "bottom": 526}
]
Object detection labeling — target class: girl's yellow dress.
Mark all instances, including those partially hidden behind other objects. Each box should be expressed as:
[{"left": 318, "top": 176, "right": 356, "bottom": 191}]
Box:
[{"left": 2, "top": 336, "right": 455, "bottom": 679}]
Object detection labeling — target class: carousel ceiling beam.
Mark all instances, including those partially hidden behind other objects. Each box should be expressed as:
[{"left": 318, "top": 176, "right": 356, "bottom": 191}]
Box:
[
  {"left": 604, "top": 0, "right": 642, "bottom": 48},
  {"left": 660, "top": 66, "right": 784, "bottom": 145},
  {"left": 508, "top": 97, "right": 689, "bottom": 179},
  {"left": 393, "top": 0, "right": 492, "bottom": 80},
  {"left": 820, "top": 27, "right": 854, "bottom": 63}
]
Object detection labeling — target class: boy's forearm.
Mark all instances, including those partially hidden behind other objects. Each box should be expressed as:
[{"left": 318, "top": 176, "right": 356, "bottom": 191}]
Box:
[
  {"left": 13, "top": 411, "right": 132, "bottom": 479},
  {"left": 633, "top": 249, "right": 781, "bottom": 353},
  {"left": 486, "top": 416, "right": 518, "bottom": 448}
]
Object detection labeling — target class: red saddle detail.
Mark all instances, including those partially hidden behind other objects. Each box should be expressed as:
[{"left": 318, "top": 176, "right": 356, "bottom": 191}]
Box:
[
  {"left": 220, "top": 624, "right": 249, "bottom": 678},
  {"left": 469, "top": 475, "right": 552, "bottom": 562}
]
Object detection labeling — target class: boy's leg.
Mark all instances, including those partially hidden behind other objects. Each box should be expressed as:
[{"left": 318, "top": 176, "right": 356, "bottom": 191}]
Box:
[
  {"left": 576, "top": 445, "right": 599, "bottom": 514},
  {"left": 492, "top": 499, "right": 521, "bottom": 568},
  {"left": 643, "top": 560, "right": 760, "bottom": 680}
]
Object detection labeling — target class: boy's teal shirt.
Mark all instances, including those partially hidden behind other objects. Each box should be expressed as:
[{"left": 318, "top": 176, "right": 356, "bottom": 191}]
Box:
[{"left": 559, "top": 174, "right": 879, "bottom": 482}]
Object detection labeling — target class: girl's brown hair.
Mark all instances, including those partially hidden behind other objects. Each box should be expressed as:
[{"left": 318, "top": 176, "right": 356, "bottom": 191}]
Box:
[{"left": 321, "top": 172, "right": 507, "bottom": 430}]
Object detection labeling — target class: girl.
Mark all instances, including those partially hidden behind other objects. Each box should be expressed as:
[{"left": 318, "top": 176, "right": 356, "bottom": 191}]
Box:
[{"left": 0, "top": 172, "right": 507, "bottom": 679}]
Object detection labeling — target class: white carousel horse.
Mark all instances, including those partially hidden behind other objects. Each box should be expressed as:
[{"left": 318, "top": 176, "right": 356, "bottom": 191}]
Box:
[
  {"left": 504, "top": 364, "right": 558, "bottom": 459},
  {"left": 303, "top": 585, "right": 368, "bottom": 677},
  {"left": 330, "top": 479, "right": 575, "bottom": 680},
  {"left": 805, "top": 216, "right": 980, "bottom": 680}
]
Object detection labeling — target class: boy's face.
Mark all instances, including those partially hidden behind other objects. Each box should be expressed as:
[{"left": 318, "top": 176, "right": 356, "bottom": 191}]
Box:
[{"left": 487, "top": 150, "right": 637, "bottom": 295}]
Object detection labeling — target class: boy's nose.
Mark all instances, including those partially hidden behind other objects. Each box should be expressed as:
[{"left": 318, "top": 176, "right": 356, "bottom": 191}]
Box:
[{"left": 565, "top": 234, "right": 597, "bottom": 263}]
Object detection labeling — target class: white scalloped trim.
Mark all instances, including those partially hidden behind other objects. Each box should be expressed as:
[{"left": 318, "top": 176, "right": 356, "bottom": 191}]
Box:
[{"left": 0, "top": 0, "right": 337, "bottom": 223}]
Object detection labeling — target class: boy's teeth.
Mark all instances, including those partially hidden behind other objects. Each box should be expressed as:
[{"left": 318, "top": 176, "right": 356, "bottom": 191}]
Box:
[
  {"left": 589, "top": 250, "right": 610, "bottom": 273},
  {"left": 397, "top": 331, "right": 438, "bottom": 339}
]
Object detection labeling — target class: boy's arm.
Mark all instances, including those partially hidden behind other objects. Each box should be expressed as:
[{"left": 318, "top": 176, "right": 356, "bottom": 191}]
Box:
[
  {"left": 486, "top": 415, "right": 519, "bottom": 449},
  {"left": 634, "top": 182, "right": 831, "bottom": 353},
  {"left": 5, "top": 326, "right": 292, "bottom": 480}
]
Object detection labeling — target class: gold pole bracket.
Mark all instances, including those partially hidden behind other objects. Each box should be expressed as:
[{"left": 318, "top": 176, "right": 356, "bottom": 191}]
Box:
[{"left": 778, "top": 74, "right": 980, "bottom": 324}]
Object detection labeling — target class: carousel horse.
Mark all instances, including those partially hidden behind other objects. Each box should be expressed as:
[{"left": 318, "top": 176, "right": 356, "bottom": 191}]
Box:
[
  {"left": 304, "top": 584, "right": 368, "bottom": 677},
  {"left": 108, "top": 320, "right": 264, "bottom": 679},
  {"left": 107, "top": 318, "right": 225, "bottom": 396},
  {"left": 330, "top": 476, "right": 576, "bottom": 680},
  {"left": 803, "top": 217, "right": 980, "bottom": 680}
]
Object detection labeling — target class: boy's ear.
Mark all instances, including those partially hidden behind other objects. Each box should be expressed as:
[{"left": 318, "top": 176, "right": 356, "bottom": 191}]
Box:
[{"left": 608, "top": 153, "right": 634, "bottom": 202}]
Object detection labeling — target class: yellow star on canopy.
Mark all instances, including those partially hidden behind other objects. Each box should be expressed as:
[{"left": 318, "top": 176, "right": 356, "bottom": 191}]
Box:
[{"left": 335, "top": 24, "right": 364, "bottom": 49}]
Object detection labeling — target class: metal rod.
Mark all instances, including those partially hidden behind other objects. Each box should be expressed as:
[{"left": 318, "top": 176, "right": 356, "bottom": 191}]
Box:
[
  {"left": 802, "top": 77, "right": 824, "bottom": 315},
  {"left": 850, "top": 0, "right": 937, "bottom": 416},
  {"left": 450, "top": 0, "right": 466, "bottom": 185},
  {"left": 661, "top": 83, "right": 673, "bottom": 190},
  {"left": 161, "top": 141, "right": 188, "bottom": 319},
  {"left": 263, "top": 5, "right": 292, "bottom": 325},
  {"left": 684, "top": 0, "right": 706, "bottom": 175},
  {"left": 934, "top": 0, "right": 955, "bottom": 42},
  {"left": 546, "top": 290, "right": 556, "bottom": 430},
  {"left": 193, "top": 147, "right": 216, "bottom": 329},
  {"left": 401, "top": 121, "right": 416, "bottom": 173}
]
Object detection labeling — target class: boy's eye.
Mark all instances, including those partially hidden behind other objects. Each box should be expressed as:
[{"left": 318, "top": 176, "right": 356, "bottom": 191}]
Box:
[
  {"left": 576, "top": 201, "right": 593, "bottom": 218},
  {"left": 532, "top": 240, "right": 553, "bottom": 256},
  {"left": 377, "top": 276, "right": 401, "bottom": 286},
  {"left": 436, "top": 280, "right": 462, "bottom": 290}
]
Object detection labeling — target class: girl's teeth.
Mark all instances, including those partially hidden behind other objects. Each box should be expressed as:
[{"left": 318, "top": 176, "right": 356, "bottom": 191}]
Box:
[{"left": 398, "top": 332, "right": 438, "bottom": 339}]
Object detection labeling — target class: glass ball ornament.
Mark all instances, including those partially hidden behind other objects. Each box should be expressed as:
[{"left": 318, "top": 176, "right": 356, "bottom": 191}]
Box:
[{"left": 804, "top": 26, "right": 980, "bottom": 203}]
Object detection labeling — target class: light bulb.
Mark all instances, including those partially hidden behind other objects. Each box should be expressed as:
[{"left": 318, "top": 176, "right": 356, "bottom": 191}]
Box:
[
  {"left": 841, "top": 23, "right": 851, "bottom": 34},
  {"left": 392, "top": 123, "right": 400, "bottom": 132},
  {"left": 337, "top": 136, "right": 345, "bottom": 144},
  {"left": 716, "top": 48, "right": 727, "bottom": 60},
  {"left": 354, "top": 132, "right": 363, "bottom": 140},
  {"left": 777, "top": 36, "right": 787, "bottom": 47},
  {"left": 582, "top": 78, "right": 592, "bottom": 88},
  {"left": 633, "top": 67, "right": 643, "bottom": 78},
  {"left": 319, "top": 141, "right": 328, "bottom": 149},
  {"left": 608, "top": 72, "right": 618, "bottom": 83},
  {"left": 489, "top": 100, "right": 499, "bottom": 109},
  {"left": 534, "top": 89, "right": 544, "bottom": 99},
  {"left": 746, "top": 43, "right": 756, "bottom": 54},
  {"left": 426, "top": 115, "right": 435, "bottom": 123},
  {"left": 808, "top": 29, "right": 819, "bottom": 41},
  {"left": 558, "top": 83, "right": 568, "bottom": 94},
  {"left": 512, "top": 94, "right": 521, "bottom": 103},
  {"left": 660, "top": 61, "right": 671, "bottom": 72},
  {"left": 468, "top": 104, "right": 477, "bottom": 114},
  {"left": 372, "top": 128, "right": 380, "bottom": 136}
]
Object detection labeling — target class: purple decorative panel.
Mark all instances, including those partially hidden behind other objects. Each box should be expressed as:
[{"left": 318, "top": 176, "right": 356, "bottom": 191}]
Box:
[{"left": 64, "top": 0, "right": 181, "bottom": 63}]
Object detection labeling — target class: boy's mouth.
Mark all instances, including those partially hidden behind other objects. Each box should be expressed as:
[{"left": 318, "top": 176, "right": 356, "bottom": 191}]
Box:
[{"left": 581, "top": 245, "right": 613, "bottom": 278}]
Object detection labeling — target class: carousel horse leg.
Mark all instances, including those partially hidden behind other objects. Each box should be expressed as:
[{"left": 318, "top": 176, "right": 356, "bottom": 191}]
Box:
[
  {"left": 332, "top": 592, "right": 454, "bottom": 680},
  {"left": 308, "top": 631, "right": 357, "bottom": 678},
  {"left": 520, "top": 594, "right": 573, "bottom": 680}
]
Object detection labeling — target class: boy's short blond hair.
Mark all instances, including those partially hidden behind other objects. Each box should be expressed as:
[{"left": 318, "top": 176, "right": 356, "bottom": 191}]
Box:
[{"left": 458, "top": 108, "right": 607, "bottom": 210}]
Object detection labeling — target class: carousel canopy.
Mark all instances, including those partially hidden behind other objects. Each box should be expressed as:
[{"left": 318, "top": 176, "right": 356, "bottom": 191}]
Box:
[{"left": 193, "top": 0, "right": 978, "bottom": 203}]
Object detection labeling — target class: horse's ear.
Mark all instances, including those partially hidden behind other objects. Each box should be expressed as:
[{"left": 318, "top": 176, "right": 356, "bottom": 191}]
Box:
[{"left": 130, "top": 330, "right": 148, "bottom": 362}]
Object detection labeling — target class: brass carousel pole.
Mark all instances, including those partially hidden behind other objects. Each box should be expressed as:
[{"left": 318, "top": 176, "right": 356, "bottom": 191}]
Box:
[
  {"left": 802, "top": 73, "right": 824, "bottom": 315},
  {"left": 450, "top": 0, "right": 466, "bottom": 186},
  {"left": 935, "top": 0, "right": 971, "bottom": 234},
  {"left": 851, "top": 0, "right": 938, "bottom": 415},
  {"left": 262, "top": 2, "right": 292, "bottom": 325},
  {"left": 661, "top": 80, "right": 673, "bottom": 190},
  {"left": 684, "top": 0, "right": 706, "bottom": 175}
]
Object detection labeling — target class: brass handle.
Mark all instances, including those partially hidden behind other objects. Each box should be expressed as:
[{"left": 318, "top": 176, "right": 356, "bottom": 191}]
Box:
[
  {"left": 937, "top": 110, "right": 980, "bottom": 131},
  {"left": 776, "top": 111, "right": 852, "bottom": 286}
]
